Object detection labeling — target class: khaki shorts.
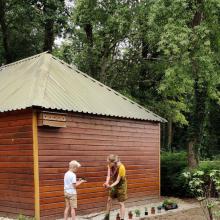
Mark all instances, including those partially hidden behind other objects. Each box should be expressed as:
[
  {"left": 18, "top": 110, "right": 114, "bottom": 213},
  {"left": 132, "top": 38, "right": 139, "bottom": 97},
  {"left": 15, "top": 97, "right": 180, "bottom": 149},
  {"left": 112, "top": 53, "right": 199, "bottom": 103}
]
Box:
[{"left": 64, "top": 192, "right": 77, "bottom": 208}]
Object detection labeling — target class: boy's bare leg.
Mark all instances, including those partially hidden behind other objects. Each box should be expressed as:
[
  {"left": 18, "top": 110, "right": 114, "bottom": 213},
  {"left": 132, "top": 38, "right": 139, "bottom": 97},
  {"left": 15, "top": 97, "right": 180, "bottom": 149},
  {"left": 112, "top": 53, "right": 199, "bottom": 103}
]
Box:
[
  {"left": 71, "top": 207, "right": 76, "bottom": 220},
  {"left": 64, "top": 200, "right": 70, "bottom": 220},
  {"left": 119, "top": 202, "right": 125, "bottom": 219}
]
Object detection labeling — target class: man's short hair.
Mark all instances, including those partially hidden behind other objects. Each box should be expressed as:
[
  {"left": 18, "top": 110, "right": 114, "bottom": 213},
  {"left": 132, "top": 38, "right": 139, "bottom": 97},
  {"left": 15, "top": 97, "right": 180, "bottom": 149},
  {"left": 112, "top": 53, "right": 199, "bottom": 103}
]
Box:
[{"left": 107, "top": 154, "right": 119, "bottom": 163}]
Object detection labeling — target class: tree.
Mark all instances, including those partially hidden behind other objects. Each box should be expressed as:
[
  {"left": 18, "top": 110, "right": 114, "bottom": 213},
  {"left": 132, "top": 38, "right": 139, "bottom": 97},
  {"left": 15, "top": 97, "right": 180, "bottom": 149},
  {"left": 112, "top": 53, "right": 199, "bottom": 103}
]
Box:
[
  {"left": 0, "top": 0, "right": 12, "bottom": 63},
  {"left": 0, "top": 0, "right": 67, "bottom": 64},
  {"left": 148, "top": 0, "right": 220, "bottom": 167},
  {"left": 54, "top": 0, "right": 220, "bottom": 162},
  {"left": 28, "top": 0, "right": 67, "bottom": 52},
  {"left": 0, "top": 0, "right": 44, "bottom": 63},
  {"left": 57, "top": 0, "right": 136, "bottom": 82},
  {"left": 183, "top": 169, "right": 220, "bottom": 220}
]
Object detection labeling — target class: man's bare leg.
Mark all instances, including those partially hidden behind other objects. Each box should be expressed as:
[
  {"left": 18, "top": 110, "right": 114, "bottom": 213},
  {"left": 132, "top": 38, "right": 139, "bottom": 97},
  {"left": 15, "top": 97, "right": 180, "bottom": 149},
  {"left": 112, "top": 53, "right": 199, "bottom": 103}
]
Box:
[
  {"left": 103, "top": 196, "right": 112, "bottom": 220},
  {"left": 119, "top": 202, "right": 125, "bottom": 219}
]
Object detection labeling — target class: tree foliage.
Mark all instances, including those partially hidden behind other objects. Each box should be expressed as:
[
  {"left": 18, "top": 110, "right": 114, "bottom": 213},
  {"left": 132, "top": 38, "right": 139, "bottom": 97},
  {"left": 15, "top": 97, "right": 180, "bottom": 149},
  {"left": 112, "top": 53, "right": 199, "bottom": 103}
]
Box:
[{"left": 0, "top": 0, "right": 220, "bottom": 163}]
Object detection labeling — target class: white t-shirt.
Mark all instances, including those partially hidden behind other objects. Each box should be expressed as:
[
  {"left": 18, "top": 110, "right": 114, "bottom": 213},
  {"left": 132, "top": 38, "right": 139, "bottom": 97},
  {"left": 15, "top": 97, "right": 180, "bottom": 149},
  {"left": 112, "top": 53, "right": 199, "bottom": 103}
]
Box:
[{"left": 64, "top": 170, "right": 77, "bottom": 194}]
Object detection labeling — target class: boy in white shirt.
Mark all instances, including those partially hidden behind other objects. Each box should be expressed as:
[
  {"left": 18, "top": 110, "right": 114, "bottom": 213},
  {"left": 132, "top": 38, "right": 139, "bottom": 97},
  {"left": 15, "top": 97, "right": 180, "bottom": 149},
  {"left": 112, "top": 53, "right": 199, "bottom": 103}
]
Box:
[{"left": 64, "top": 160, "right": 86, "bottom": 220}]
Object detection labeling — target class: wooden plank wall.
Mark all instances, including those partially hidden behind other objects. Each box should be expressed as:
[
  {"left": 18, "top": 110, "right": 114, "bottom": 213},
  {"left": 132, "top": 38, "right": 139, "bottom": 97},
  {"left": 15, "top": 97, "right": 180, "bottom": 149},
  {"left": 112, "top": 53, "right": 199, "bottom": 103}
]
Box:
[
  {"left": 0, "top": 110, "right": 35, "bottom": 217},
  {"left": 38, "top": 113, "right": 160, "bottom": 219}
]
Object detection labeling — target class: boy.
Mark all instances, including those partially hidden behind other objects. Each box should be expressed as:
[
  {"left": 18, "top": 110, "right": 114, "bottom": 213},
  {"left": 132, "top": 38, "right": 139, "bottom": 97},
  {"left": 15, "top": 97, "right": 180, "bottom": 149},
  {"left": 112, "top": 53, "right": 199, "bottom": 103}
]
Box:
[{"left": 64, "top": 160, "right": 86, "bottom": 220}]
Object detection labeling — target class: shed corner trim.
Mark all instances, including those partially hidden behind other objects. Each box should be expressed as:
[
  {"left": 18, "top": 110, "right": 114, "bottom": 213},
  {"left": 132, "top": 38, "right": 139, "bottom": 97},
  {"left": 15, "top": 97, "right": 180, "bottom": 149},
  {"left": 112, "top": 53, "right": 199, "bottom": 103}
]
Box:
[{"left": 32, "top": 111, "right": 40, "bottom": 220}]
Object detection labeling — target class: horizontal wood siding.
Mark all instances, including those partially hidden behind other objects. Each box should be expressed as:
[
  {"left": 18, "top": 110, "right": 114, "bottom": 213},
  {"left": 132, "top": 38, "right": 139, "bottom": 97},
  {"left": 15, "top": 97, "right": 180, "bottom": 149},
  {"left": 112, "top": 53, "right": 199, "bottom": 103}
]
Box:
[
  {"left": 0, "top": 110, "right": 34, "bottom": 217},
  {"left": 38, "top": 113, "right": 160, "bottom": 219}
]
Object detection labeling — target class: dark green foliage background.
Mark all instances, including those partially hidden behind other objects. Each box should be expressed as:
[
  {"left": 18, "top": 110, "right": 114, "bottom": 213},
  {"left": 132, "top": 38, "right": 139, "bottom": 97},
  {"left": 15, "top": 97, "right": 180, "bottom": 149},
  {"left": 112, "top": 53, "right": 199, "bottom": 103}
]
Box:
[
  {"left": 161, "top": 152, "right": 189, "bottom": 197},
  {"left": 0, "top": 0, "right": 220, "bottom": 162},
  {"left": 161, "top": 152, "right": 220, "bottom": 196}
]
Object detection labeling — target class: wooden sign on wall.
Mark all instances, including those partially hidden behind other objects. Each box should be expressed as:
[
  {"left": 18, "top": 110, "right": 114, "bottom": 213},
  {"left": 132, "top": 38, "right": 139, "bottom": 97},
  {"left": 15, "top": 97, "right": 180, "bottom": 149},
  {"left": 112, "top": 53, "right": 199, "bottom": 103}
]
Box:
[{"left": 38, "top": 111, "right": 67, "bottom": 128}]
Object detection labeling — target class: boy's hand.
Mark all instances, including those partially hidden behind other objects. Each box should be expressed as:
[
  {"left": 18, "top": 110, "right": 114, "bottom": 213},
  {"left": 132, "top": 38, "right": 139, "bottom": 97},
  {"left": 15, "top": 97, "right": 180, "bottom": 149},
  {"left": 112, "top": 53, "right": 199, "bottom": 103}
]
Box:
[{"left": 79, "top": 178, "right": 87, "bottom": 183}]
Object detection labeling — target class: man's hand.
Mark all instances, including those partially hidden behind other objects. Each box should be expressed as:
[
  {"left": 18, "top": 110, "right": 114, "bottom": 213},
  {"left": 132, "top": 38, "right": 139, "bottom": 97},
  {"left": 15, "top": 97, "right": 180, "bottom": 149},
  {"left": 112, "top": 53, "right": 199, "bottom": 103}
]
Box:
[
  {"left": 103, "top": 182, "right": 110, "bottom": 188},
  {"left": 107, "top": 185, "right": 112, "bottom": 189}
]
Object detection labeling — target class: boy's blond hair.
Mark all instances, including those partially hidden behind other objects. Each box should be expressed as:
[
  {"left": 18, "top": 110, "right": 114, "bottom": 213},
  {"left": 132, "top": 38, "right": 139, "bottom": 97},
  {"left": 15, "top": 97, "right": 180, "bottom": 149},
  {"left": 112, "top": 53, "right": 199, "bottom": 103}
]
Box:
[{"left": 69, "top": 160, "right": 81, "bottom": 169}]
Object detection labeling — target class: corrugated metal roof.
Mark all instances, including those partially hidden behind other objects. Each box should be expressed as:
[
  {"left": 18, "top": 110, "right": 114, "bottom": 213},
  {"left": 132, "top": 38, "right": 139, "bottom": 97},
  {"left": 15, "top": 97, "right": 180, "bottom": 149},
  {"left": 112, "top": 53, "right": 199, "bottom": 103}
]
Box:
[{"left": 0, "top": 52, "right": 166, "bottom": 122}]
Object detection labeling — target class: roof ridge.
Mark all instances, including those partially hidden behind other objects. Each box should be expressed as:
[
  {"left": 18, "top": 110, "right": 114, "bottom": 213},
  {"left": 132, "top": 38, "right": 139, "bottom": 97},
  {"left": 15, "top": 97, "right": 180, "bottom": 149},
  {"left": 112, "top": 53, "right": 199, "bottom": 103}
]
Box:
[
  {"left": 51, "top": 55, "right": 165, "bottom": 122},
  {"left": 31, "top": 53, "right": 52, "bottom": 106},
  {"left": 0, "top": 51, "right": 49, "bottom": 71}
]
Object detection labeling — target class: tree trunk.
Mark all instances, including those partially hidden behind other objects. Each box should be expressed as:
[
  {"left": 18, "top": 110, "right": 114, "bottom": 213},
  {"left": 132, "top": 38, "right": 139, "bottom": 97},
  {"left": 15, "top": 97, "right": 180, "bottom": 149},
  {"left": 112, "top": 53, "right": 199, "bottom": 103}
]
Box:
[
  {"left": 187, "top": 72, "right": 207, "bottom": 168},
  {"left": 138, "top": 38, "right": 149, "bottom": 102},
  {"left": 187, "top": 0, "right": 206, "bottom": 168},
  {"left": 200, "top": 200, "right": 212, "bottom": 220},
  {"left": 162, "top": 123, "right": 166, "bottom": 149},
  {"left": 188, "top": 139, "right": 198, "bottom": 168},
  {"left": 84, "top": 23, "right": 95, "bottom": 77},
  {"left": 0, "top": 0, "right": 12, "bottom": 64},
  {"left": 84, "top": 23, "right": 93, "bottom": 48},
  {"left": 207, "top": 207, "right": 213, "bottom": 220},
  {"left": 99, "top": 40, "right": 112, "bottom": 83},
  {"left": 43, "top": 19, "right": 54, "bottom": 52},
  {"left": 99, "top": 54, "right": 109, "bottom": 83},
  {"left": 168, "top": 119, "right": 173, "bottom": 152}
]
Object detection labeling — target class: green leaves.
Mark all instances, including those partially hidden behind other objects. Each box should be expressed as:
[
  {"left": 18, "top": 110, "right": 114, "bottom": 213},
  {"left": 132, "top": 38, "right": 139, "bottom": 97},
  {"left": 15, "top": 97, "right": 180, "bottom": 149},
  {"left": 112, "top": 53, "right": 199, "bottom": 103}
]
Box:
[
  {"left": 158, "top": 23, "right": 191, "bottom": 57},
  {"left": 183, "top": 168, "right": 220, "bottom": 197},
  {"left": 183, "top": 168, "right": 220, "bottom": 219},
  {"left": 2, "top": 0, "right": 220, "bottom": 158},
  {"left": 146, "top": 0, "right": 220, "bottom": 158}
]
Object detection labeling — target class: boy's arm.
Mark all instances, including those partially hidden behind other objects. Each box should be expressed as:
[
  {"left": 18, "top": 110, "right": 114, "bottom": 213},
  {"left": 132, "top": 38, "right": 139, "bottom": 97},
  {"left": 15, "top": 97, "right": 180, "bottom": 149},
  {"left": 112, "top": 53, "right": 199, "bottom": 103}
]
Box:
[
  {"left": 73, "top": 179, "right": 85, "bottom": 188},
  {"left": 72, "top": 173, "right": 85, "bottom": 188}
]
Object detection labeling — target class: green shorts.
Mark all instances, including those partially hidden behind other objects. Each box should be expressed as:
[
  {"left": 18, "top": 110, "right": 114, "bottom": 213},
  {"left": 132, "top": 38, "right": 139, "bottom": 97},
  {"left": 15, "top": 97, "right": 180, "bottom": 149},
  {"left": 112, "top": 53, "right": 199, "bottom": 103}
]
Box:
[{"left": 109, "top": 183, "right": 127, "bottom": 202}]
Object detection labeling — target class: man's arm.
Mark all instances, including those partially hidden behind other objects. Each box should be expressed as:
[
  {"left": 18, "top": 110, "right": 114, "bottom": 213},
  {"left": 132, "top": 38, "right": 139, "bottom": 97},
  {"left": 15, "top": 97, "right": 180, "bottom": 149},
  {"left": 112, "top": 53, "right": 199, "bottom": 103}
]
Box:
[
  {"left": 110, "top": 174, "right": 121, "bottom": 188},
  {"left": 109, "top": 165, "right": 125, "bottom": 188},
  {"left": 103, "top": 166, "right": 111, "bottom": 187}
]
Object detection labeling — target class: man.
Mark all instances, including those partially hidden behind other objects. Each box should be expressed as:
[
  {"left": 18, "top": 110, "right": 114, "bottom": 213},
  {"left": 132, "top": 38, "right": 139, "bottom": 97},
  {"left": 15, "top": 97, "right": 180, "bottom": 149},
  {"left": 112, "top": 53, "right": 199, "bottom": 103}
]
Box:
[{"left": 103, "top": 154, "right": 127, "bottom": 220}]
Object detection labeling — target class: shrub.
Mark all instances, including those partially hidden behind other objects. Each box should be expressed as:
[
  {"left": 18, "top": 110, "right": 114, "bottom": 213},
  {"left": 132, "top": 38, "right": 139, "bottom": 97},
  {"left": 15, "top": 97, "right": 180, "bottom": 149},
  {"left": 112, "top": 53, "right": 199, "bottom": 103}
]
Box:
[
  {"left": 213, "top": 154, "right": 220, "bottom": 161},
  {"left": 17, "top": 214, "right": 35, "bottom": 220},
  {"left": 188, "top": 161, "right": 220, "bottom": 197},
  {"left": 161, "top": 152, "right": 220, "bottom": 197},
  {"left": 183, "top": 169, "right": 220, "bottom": 220},
  {"left": 198, "top": 160, "right": 220, "bottom": 173},
  {"left": 134, "top": 209, "right": 141, "bottom": 217},
  {"left": 161, "top": 151, "right": 189, "bottom": 197}
]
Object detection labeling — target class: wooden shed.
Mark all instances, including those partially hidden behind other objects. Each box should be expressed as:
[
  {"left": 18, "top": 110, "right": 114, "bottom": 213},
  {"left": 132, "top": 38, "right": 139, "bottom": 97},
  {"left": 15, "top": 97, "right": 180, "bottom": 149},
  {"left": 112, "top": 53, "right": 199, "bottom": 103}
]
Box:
[{"left": 0, "top": 52, "right": 166, "bottom": 220}]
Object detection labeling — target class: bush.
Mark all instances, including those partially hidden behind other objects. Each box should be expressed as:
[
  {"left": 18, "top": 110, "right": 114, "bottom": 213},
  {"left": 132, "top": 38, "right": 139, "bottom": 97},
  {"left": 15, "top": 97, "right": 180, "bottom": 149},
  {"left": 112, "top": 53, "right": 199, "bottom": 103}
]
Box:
[
  {"left": 161, "top": 151, "right": 189, "bottom": 197},
  {"left": 198, "top": 160, "right": 220, "bottom": 172},
  {"left": 17, "top": 214, "right": 34, "bottom": 220},
  {"left": 191, "top": 161, "right": 220, "bottom": 197},
  {"left": 161, "top": 152, "right": 220, "bottom": 197},
  {"left": 183, "top": 169, "right": 220, "bottom": 220},
  {"left": 213, "top": 154, "right": 220, "bottom": 160}
]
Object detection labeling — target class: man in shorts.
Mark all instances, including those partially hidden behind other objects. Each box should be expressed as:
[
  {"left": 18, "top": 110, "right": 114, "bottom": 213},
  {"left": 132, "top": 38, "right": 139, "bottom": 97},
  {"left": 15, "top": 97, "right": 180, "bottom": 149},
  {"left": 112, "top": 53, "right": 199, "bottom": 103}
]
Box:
[{"left": 103, "top": 155, "right": 128, "bottom": 220}]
